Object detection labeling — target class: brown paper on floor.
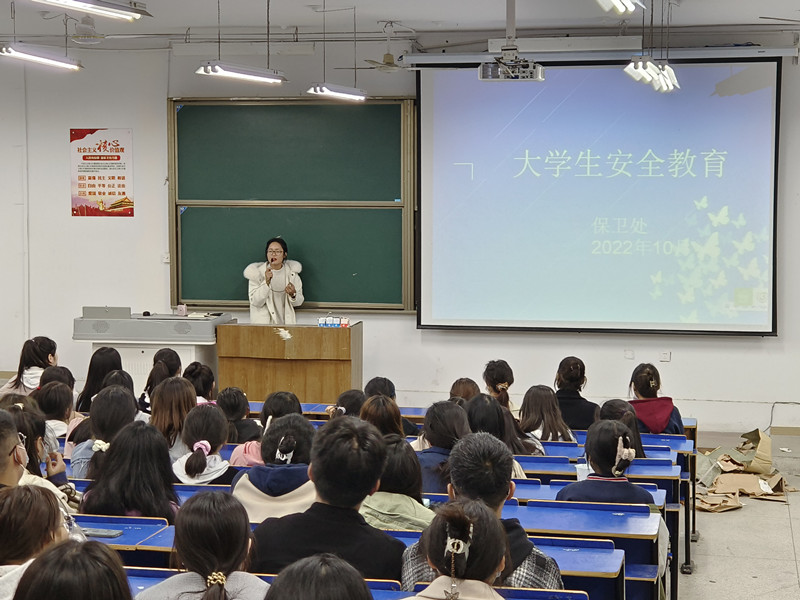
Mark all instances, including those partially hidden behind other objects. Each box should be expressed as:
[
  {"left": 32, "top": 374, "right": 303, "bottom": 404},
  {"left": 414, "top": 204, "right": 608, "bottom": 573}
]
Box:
[
  {"left": 696, "top": 492, "right": 742, "bottom": 513},
  {"left": 737, "top": 429, "right": 773, "bottom": 474},
  {"left": 711, "top": 473, "right": 768, "bottom": 496}
]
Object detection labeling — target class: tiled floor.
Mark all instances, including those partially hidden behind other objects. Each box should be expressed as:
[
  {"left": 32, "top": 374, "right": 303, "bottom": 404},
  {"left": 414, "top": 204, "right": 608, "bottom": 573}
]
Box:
[{"left": 678, "top": 431, "right": 800, "bottom": 598}]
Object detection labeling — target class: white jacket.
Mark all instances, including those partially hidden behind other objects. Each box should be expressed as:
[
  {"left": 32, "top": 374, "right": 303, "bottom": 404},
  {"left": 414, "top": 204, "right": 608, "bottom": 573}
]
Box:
[{"left": 243, "top": 260, "right": 304, "bottom": 324}]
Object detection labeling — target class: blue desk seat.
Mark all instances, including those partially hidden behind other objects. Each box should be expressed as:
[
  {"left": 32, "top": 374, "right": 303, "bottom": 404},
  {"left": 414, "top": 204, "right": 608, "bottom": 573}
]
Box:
[
  {"left": 75, "top": 514, "right": 168, "bottom": 552},
  {"left": 514, "top": 456, "right": 577, "bottom": 483},
  {"left": 424, "top": 493, "right": 519, "bottom": 507},
  {"left": 512, "top": 479, "right": 666, "bottom": 509},
  {"left": 540, "top": 441, "right": 585, "bottom": 460}
]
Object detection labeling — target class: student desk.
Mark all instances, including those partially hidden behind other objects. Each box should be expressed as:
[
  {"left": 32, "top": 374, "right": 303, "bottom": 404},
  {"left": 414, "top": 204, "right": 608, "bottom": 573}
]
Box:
[
  {"left": 71, "top": 479, "right": 230, "bottom": 505},
  {"left": 515, "top": 456, "right": 578, "bottom": 482},
  {"left": 75, "top": 515, "right": 168, "bottom": 551},
  {"left": 511, "top": 479, "right": 666, "bottom": 509},
  {"left": 539, "top": 442, "right": 676, "bottom": 464}
]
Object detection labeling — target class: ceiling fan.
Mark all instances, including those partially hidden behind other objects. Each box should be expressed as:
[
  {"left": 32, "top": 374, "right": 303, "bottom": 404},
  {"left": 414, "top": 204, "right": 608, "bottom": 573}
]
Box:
[{"left": 361, "top": 21, "right": 415, "bottom": 72}]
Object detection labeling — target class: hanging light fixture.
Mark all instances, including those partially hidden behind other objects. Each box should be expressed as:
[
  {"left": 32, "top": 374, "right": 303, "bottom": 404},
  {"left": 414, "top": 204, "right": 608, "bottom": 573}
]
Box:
[
  {"left": 305, "top": 0, "right": 366, "bottom": 101},
  {"left": 28, "top": 0, "right": 151, "bottom": 22},
  {"left": 196, "top": 0, "right": 286, "bottom": 85},
  {"left": 595, "top": 0, "right": 645, "bottom": 15},
  {"left": 0, "top": 3, "right": 82, "bottom": 70},
  {"left": 624, "top": 0, "right": 678, "bottom": 93}
]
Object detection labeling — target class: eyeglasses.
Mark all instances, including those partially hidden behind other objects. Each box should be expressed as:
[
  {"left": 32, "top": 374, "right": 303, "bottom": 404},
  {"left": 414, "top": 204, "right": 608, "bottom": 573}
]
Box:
[
  {"left": 267, "top": 249, "right": 285, "bottom": 255},
  {"left": 7, "top": 432, "right": 25, "bottom": 456}
]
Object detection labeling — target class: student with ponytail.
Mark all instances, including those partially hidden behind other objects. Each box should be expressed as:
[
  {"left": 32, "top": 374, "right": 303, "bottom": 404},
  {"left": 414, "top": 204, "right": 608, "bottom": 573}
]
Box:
[
  {"left": 139, "top": 348, "right": 182, "bottom": 414},
  {"left": 183, "top": 362, "right": 215, "bottom": 404},
  {"left": 173, "top": 405, "right": 239, "bottom": 485},
  {"left": 482, "top": 360, "right": 514, "bottom": 410},
  {"left": 229, "top": 391, "right": 301, "bottom": 467},
  {"left": 554, "top": 356, "right": 599, "bottom": 430},
  {"left": 628, "top": 363, "right": 685, "bottom": 435},
  {"left": 216, "top": 387, "right": 261, "bottom": 444},
  {"left": 231, "top": 414, "right": 316, "bottom": 522},
  {"left": 134, "top": 492, "right": 267, "bottom": 600},
  {"left": 0, "top": 337, "right": 57, "bottom": 396}
]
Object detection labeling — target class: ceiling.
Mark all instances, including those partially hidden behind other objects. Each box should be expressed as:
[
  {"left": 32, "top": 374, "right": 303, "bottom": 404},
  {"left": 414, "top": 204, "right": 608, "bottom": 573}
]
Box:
[{"left": 2, "top": 0, "right": 800, "bottom": 50}]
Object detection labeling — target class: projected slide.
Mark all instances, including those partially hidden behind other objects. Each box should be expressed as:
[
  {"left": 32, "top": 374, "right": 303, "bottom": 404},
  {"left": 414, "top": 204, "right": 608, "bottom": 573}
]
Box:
[{"left": 419, "top": 62, "right": 777, "bottom": 333}]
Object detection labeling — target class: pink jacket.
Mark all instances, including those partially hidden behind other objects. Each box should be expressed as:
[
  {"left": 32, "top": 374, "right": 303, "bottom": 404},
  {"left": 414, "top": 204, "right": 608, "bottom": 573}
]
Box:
[{"left": 229, "top": 441, "right": 265, "bottom": 467}]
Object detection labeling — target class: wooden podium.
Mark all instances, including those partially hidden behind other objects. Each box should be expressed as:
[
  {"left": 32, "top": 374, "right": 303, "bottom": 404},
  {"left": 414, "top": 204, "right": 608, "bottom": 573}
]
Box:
[{"left": 216, "top": 322, "right": 363, "bottom": 405}]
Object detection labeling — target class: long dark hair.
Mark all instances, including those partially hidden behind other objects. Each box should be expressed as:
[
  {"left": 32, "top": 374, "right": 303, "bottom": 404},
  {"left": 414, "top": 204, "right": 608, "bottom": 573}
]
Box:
[
  {"left": 265, "top": 553, "right": 371, "bottom": 600},
  {"left": 359, "top": 395, "right": 403, "bottom": 437},
  {"left": 260, "top": 391, "right": 301, "bottom": 428},
  {"left": 150, "top": 377, "right": 197, "bottom": 446},
  {"left": 86, "top": 385, "right": 138, "bottom": 477},
  {"left": 182, "top": 405, "right": 228, "bottom": 478},
  {"left": 483, "top": 360, "right": 514, "bottom": 409},
  {"left": 421, "top": 401, "right": 471, "bottom": 449},
  {"left": 31, "top": 381, "right": 73, "bottom": 422},
  {"left": 140, "top": 349, "right": 182, "bottom": 410},
  {"left": 183, "top": 362, "right": 215, "bottom": 401},
  {"left": 82, "top": 421, "right": 180, "bottom": 523},
  {"left": 466, "top": 394, "right": 536, "bottom": 455},
  {"left": 174, "top": 492, "right": 253, "bottom": 600},
  {"left": 76, "top": 347, "right": 122, "bottom": 412},
  {"left": 519, "top": 385, "right": 573, "bottom": 442},
  {"left": 10, "top": 337, "right": 56, "bottom": 388},
  {"left": 216, "top": 387, "right": 249, "bottom": 443},
  {"left": 599, "top": 399, "right": 646, "bottom": 458},
  {"left": 585, "top": 420, "right": 637, "bottom": 477},
  {"left": 3, "top": 403, "right": 47, "bottom": 477},
  {"left": 379, "top": 434, "right": 424, "bottom": 504}
]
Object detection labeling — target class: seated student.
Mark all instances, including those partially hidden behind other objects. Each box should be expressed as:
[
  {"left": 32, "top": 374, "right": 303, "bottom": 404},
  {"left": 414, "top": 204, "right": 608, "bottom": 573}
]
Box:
[
  {"left": 12, "top": 540, "right": 132, "bottom": 600},
  {"left": 135, "top": 492, "right": 268, "bottom": 600},
  {"left": 71, "top": 385, "right": 138, "bottom": 480},
  {"left": 364, "top": 376, "right": 418, "bottom": 436},
  {"left": 30, "top": 366, "right": 77, "bottom": 416},
  {"left": 249, "top": 417, "right": 406, "bottom": 580},
  {"left": 483, "top": 359, "right": 515, "bottom": 410},
  {"left": 0, "top": 410, "right": 27, "bottom": 489},
  {"left": 360, "top": 394, "right": 403, "bottom": 437},
  {"left": 264, "top": 553, "right": 371, "bottom": 600},
  {"left": 402, "top": 432, "right": 563, "bottom": 592},
  {"left": 81, "top": 421, "right": 180, "bottom": 523},
  {"left": 519, "top": 385, "right": 576, "bottom": 442},
  {"left": 449, "top": 378, "right": 480, "bottom": 403},
  {"left": 183, "top": 361, "right": 215, "bottom": 405},
  {"left": 360, "top": 434, "right": 435, "bottom": 530},
  {"left": 231, "top": 414, "right": 317, "bottom": 522},
  {"left": 556, "top": 420, "right": 653, "bottom": 504},
  {"left": 628, "top": 363, "right": 685, "bottom": 435},
  {"left": 325, "top": 388, "right": 366, "bottom": 419},
  {"left": 100, "top": 369, "right": 151, "bottom": 423},
  {"left": 75, "top": 346, "right": 122, "bottom": 413},
  {"left": 407, "top": 500, "right": 509, "bottom": 600},
  {"left": 554, "top": 356, "right": 599, "bottom": 431},
  {"left": 138, "top": 348, "right": 182, "bottom": 415},
  {"left": 229, "top": 391, "right": 302, "bottom": 467},
  {"left": 173, "top": 404, "right": 239, "bottom": 485},
  {"left": 0, "top": 486, "right": 68, "bottom": 600},
  {"left": 217, "top": 387, "right": 261, "bottom": 443},
  {"left": 0, "top": 337, "right": 57, "bottom": 397},
  {"left": 31, "top": 382, "right": 74, "bottom": 438},
  {"left": 416, "top": 402, "right": 471, "bottom": 493},
  {"left": 599, "top": 399, "right": 646, "bottom": 458},
  {"left": 150, "top": 377, "right": 198, "bottom": 462}
]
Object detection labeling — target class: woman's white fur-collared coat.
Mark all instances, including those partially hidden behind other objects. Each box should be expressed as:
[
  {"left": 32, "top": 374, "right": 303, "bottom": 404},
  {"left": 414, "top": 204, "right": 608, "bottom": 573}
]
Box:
[{"left": 243, "top": 260, "right": 303, "bottom": 324}]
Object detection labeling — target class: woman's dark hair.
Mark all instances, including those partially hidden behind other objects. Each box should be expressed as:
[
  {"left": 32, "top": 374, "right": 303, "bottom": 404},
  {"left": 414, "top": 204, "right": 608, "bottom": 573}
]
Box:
[
  {"left": 33, "top": 381, "right": 73, "bottom": 422},
  {"left": 216, "top": 387, "right": 249, "bottom": 444},
  {"left": 379, "top": 434, "right": 424, "bottom": 504},
  {"left": 12, "top": 540, "right": 133, "bottom": 600},
  {"left": 154, "top": 348, "right": 182, "bottom": 375},
  {"left": 100, "top": 369, "right": 135, "bottom": 395},
  {"left": 519, "top": 385, "right": 573, "bottom": 442},
  {"left": 599, "top": 399, "right": 646, "bottom": 458},
  {"left": 174, "top": 492, "right": 252, "bottom": 599},
  {"left": 76, "top": 347, "right": 122, "bottom": 412},
  {"left": 183, "top": 362, "right": 215, "bottom": 401},
  {"left": 140, "top": 349, "right": 182, "bottom": 410},
  {"left": 39, "top": 365, "right": 75, "bottom": 390},
  {"left": 364, "top": 376, "right": 395, "bottom": 399},
  {"left": 150, "top": 377, "right": 197, "bottom": 446},
  {"left": 360, "top": 395, "right": 403, "bottom": 437},
  {"left": 555, "top": 356, "right": 586, "bottom": 392},
  {"left": 67, "top": 418, "right": 93, "bottom": 447},
  {"left": 421, "top": 500, "right": 507, "bottom": 585},
  {"left": 332, "top": 389, "right": 366, "bottom": 418},
  {"left": 265, "top": 553, "right": 372, "bottom": 600},
  {"left": 265, "top": 236, "right": 288, "bottom": 259},
  {"left": 260, "top": 413, "right": 315, "bottom": 465},
  {"left": 483, "top": 360, "right": 514, "bottom": 409},
  {"left": 3, "top": 401, "right": 47, "bottom": 477},
  {"left": 82, "top": 421, "right": 180, "bottom": 523},
  {"left": 10, "top": 337, "right": 56, "bottom": 388},
  {"left": 449, "top": 378, "right": 480, "bottom": 402},
  {"left": 182, "top": 404, "right": 228, "bottom": 478},
  {"left": 86, "top": 385, "right": 138, "bottom": 477},
  {"left": 585, "top": 420, "right": 637, "bottom": 477},
  {"left": 260, "top": 391, "right": 301, "bottom": 428},
  {"left": 629, "top": 363, "right": 661, "bottom": 399},
  {"left": 422, "top": 401, "right": 471, "bottom": 450},
  {"left": 466, "top": 395, "right": 535, "bottom": 456},
  {"left": 0, "top": 486, "right": 62, "bottom": 565}
]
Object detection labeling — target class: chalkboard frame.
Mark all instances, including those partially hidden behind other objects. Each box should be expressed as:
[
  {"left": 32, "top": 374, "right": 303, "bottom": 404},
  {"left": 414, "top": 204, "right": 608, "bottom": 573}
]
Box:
[{"left": 167, "top": 98, "right": 416, "bottom": 310}]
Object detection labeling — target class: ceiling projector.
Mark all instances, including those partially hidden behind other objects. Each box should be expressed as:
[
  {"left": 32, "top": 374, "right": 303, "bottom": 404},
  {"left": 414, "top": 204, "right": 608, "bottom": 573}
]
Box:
[{"left": 478, "top": 45, "right": 544, "bottom": 81}]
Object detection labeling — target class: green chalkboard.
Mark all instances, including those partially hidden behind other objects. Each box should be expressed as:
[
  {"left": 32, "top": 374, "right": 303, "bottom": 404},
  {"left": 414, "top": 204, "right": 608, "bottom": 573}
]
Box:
[
  {"left": 176, "top": 103, "right": 402, "bottom": 201},
  {"left": 179, "top": 206, "right": 404, "bottom": 305}
]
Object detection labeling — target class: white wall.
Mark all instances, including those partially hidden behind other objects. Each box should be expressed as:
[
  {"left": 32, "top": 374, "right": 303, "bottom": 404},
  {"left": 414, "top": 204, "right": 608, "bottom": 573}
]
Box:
[{"left": 2, "top": 42, "right": 799, "bottom": 432}]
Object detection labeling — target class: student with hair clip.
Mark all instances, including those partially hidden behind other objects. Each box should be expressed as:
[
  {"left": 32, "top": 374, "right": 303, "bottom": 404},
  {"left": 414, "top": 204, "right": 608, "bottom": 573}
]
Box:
[
  {"left": 324, "top": 389, "right": 366, "bottom": 419},
  {"left": 364, "top": 376, "right": 419, "bottom": 436},
  {"left": 0, "top": 337, "right": 58, "bottom": 396},
  {"left": 81, "top": 421, "right": 180, "bottom": 523},
  {"left": 183, "top": 362, "right": 215, "bottom": 404},
  {"left": 71, "top": 385, "right": 138, "bottom": 479},
  {"left": 628, "top": 363, "right": 685, "bottom": 435},
  {"left": 360, "top": 434, "right": 435, "bottom": 530},
  {"left": 75, "top": 347, "right": 122, "bottom": 412},
  {"left": 12, "top": 540, "right": 133, "bottom": 600},
  {"left": 554, "top": 356, "right": 599, "bottom": 431},
  {"left": 173, "top": 405, "right": 239, "bottom": 485},
  {"left": 139, "top": 348, "right": 182, "bottom": 414},
  {"left": 410, "top": 500, "right": 508, "bottom": 600},
  {"left": 231, "top": 414, "right": 317, "bottom": 522},
  {"left": 135, "top": 492, "right": 268, "bottom": 600},
  {"left": 483, "top": 360, "right": 514, "bottom": 410},
  {"left": 229, "top": 391, "right": 302, "bottom": 468},
  {"left": 360, "top": 394, "right": 403, "bottom": 437},
  {"left": 244, "top": 236, "right": 304, "bottom": 325},
  {"left": 264, "top": 553, "right": 371, "bottom": 600},
  {"left": 150, "top": 377, "right": 198, "bottom": 462},
  {"left": 519, "top": 385, "right": 576, "bottom": 442},
  {"left": 449, "top": 378, "right": 481, "bottom": 403},
  {"left": 33, "top": 382, "right": 75, "bottom": 437},
  {"left": 416, "top": 401, "right": 471, "bottom": 492},
  {"left": 0, "top": 486, "right": 69, "bottom": 600},
  {"left": 599, "top": 399, "right": 646, "bottom": 458},
  {"left": 217, "top": 387, "right": 261, "bottom": 444}
]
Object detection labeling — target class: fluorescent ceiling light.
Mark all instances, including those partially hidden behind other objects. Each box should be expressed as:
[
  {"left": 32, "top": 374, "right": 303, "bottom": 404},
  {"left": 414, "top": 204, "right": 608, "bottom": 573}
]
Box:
[
  {"left": 29, "top": 0, "right": 151, "bottom": 21},
  {"left": 305, "top": 83, "right": 367, "bottom": 102},
  {"left": 595, "top": 0, "right": 644, "bottom": 15},
  {"left": 195, "top": 61, "right": 286, "bottom": 84},
  {"left": 0, "top": 44, "right": 82, "bottom": 70}
]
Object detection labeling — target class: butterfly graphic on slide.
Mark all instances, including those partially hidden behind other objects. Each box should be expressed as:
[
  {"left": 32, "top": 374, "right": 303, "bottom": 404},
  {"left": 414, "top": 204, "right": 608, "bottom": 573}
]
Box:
[
  {"left": 708, "top": 270, "right": 727, "bottom": 290},
  {"left": 694, "top": 196, "right": 708, "bottom": 210},
  {"left": 674, "top": 239, "right": 690, "bottom": 257},
  {"left": 677, "top": 287, "right": 695, "bottom": 304},
  {"left": 732, "top": 213, "right": 746, "bottom": 229},
  {"left": 738, "top": 258, "right": 760, "bottom": 281},
  {"left": 722, "top": 253, "right": 740, "bottom": 268},
  {"left": 650, "top": 287, "right": 663, "bottom": 300},
  {"left": 678, "top": 255, "right": 696, "bottom": 271},
  {"left": 650, "top": 271, "right": 662, "bottom": 285},
  {"left": 691, "top": 232, "right": 720, "bottom": 261},
  {"left": 707, "top": 206, "right": 729, "bottom": 227},
  {"left": 732, "top": 232, "right": 755, "bottom": 254}
]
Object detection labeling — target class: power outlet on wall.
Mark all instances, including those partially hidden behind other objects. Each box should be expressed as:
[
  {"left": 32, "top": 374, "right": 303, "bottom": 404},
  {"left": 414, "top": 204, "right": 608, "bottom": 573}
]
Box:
[
  {"left": 161, "top": 253, "right": 170, "bottom": 264},
  {"left": 624, "top": 349, "right": 635, "bottom": 360},
  {"left": 659, "top": 351, "right": 672, "bottom": 362}
]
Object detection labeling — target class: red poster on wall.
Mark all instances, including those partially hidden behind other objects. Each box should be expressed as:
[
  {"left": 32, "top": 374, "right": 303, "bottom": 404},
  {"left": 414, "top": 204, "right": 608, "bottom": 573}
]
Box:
[{"left": 70, "top": 128, "right": 134, "bottom": 217}]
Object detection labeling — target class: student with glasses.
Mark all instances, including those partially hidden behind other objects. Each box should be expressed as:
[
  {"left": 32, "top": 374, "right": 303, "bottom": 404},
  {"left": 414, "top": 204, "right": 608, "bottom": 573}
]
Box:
[{"left": 243, "top": 237, "right": 304, "bottom": 324}]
